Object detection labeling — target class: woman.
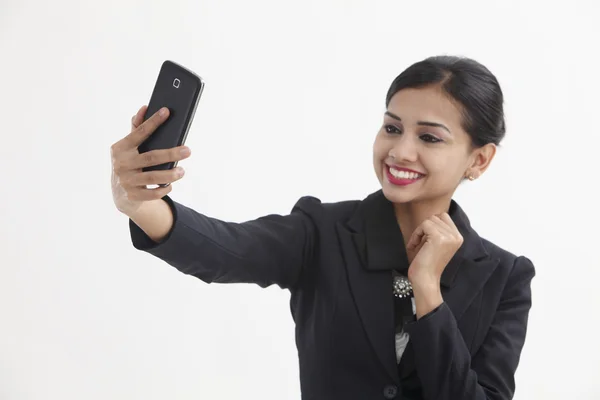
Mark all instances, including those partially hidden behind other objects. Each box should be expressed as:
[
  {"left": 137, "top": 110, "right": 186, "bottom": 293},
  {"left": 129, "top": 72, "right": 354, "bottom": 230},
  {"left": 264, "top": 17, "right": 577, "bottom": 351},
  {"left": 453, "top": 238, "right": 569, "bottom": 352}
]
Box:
[{"left": 111, "top": 55, "right": 535, "bottom": 400}]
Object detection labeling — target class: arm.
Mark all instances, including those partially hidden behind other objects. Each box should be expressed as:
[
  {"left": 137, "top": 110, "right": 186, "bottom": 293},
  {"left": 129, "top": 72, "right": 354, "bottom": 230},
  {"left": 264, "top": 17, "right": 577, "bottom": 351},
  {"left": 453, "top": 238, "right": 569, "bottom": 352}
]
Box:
[
  {"left": 129, "top": 197, "right": 175, "bottom": 243},
  {"left": 128, "top": 195, "right": 319, "bottom": 290},
  {"left": 404, "top": 256, "right": 536, "bottom": 400}
]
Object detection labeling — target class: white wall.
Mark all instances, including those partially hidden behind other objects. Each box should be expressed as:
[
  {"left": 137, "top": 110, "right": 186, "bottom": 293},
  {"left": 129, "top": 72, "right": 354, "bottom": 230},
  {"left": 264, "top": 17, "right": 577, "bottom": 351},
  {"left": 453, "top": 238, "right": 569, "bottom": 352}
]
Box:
[{"left": 1, "top": 0, "right": 599, "bottom": 399}]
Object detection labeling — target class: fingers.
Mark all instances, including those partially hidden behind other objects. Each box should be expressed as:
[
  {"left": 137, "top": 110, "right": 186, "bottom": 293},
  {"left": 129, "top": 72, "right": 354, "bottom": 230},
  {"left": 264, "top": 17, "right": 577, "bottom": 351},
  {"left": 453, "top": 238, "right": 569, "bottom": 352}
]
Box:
[
  {"left": 123, "top": 166, "right": 184, "bottom": 187},
  {"left": 406, "top": 213, "right": 461, "bottom": 250},
  {"left": 110, "top": 105, "right": 189, "bottom": 208},
  {"left": 406, "top": 232, "right": 424, "bottom": 251},
  {"left": 131, "top": 105, "right": 148, "bottom": 129},
  {"left": 117, "top": 146, "right": 191, "bottom": 171},
  {"left": 406, "top": 220, "right": 434, "bottom": 250},
  {"left": 124, "top": 106, "right": 170, "bottom": 149},
  {"left": 429, "top": 214, "right": 455, "bottom": 236},
  {"left": 437, "top": 213, "right": 461, "bottom": 237},
  {"left": 112, "top": 145, "right": 190, "bottom": 197},
  {"left": 125, "top": 182, "right": 174, "bottom": 202},
  {"left": 112, "top": 105, "right": 165, "bottom": 153}
]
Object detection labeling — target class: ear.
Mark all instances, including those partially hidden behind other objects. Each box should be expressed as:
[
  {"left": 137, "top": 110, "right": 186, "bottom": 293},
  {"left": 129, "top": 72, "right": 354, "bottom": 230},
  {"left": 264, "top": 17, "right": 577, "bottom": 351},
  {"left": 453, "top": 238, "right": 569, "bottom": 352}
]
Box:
[{"left": 466, "top": 143, "right": 496, "bottom": 179}]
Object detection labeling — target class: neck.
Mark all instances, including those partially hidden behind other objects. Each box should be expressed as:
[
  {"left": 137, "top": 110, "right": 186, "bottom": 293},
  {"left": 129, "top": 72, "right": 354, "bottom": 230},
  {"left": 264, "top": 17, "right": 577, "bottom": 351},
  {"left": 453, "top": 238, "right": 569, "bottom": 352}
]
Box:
[{"left": 394, "top": 197, "right": 452, "bottom": 247}]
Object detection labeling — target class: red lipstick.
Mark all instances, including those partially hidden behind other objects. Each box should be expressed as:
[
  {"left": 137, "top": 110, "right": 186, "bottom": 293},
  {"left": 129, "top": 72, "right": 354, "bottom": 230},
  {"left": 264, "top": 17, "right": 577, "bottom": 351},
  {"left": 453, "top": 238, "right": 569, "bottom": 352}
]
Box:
[{"left": 385, "top": 165, "right": 425, "bottom": 186}]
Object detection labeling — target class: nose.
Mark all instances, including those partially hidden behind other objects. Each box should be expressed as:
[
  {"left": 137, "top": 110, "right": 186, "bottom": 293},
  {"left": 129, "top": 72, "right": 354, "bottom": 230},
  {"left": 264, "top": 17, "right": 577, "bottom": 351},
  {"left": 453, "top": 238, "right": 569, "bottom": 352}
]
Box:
[{"left": 389, "top": 133, "right": 418, "bottom": 163}]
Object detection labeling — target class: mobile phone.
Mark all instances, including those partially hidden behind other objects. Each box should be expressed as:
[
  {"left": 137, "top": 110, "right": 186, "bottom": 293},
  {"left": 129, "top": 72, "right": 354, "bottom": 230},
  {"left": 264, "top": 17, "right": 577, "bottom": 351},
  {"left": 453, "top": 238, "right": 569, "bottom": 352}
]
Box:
[{"left": 138, "top": 60, "right": 204, "bottom": 186}]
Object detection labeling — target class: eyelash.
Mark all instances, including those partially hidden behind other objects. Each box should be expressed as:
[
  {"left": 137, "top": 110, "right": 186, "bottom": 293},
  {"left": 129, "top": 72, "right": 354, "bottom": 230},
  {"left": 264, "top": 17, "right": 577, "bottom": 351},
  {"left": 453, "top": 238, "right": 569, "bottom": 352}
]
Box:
[{"left": 384, "top": 125, "right": 443, "bottom": 143}]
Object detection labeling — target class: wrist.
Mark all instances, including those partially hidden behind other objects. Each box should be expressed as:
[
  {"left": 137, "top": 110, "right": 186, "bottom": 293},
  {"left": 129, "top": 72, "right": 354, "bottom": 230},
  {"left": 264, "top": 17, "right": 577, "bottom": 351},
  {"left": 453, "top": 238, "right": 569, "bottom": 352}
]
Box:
[
  {"left": 129, "top": 198, "right": 165, "bottom": 219},
  {"left": 129, "top": 199, "right": 174, "bottom": 243},
  {"left": 410, "top": 276, "right": 443, "bottom": 319},
  {"left": 408, "top": 268, "right": 440, "bottom": 290}
]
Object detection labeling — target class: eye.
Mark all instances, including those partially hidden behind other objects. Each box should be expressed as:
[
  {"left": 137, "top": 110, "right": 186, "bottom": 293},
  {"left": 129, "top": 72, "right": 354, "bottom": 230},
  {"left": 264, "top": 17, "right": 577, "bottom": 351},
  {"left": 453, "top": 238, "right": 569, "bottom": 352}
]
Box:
[
  {"left": 384, "top": 125, "right": 401, "bottom": 134},
  {"left": 420, "top": 133, "right": 443, "bottom": 143}
]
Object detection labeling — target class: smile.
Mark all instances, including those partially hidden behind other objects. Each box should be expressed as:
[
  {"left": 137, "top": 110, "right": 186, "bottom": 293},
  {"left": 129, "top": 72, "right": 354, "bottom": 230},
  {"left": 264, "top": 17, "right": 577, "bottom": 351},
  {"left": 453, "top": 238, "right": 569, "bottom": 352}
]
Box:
[{"left": 385, "top": 165, "right": 425, "bottom": 186}]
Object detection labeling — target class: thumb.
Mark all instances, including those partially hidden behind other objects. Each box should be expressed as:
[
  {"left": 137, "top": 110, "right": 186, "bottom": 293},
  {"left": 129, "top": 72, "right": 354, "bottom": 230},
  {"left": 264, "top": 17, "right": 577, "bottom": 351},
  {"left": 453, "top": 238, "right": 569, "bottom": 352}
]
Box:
[{"left": 406, "top": 224, "right": 426, "bottom": 250}]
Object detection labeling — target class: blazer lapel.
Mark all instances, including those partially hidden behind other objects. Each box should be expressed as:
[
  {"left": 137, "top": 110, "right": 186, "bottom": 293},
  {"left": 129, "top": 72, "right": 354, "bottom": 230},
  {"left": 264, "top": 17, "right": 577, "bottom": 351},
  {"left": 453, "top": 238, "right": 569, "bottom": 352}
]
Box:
[
  {"left": 439, "top": 201, "right": 500, "bottom": 322},
  {"left": 337, "top": 227, "right": 399, "bottom": 383},
  {"left": 398, "top": 199, "right": 500, "bottom": 379},
  {"left": 336, "top": 190, "right": 501, "bottom": 383},
  {"left": 335, "top": 191, "right": 409, "bottom": 384}
]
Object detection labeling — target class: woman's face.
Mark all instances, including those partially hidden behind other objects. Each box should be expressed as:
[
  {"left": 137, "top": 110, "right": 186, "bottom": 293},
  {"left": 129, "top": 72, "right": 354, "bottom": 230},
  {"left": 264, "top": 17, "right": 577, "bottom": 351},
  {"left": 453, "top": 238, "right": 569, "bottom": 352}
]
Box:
[{"left": 373, "top": 85, "right": 493, "bottom": 205}]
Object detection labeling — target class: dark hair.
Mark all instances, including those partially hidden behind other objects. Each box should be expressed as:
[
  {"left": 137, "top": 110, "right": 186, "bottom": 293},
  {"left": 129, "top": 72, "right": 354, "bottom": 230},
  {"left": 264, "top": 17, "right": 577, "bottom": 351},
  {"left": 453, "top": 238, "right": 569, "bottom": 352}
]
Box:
[{"left": 385, "top": 55, "right": 506, "bottom": 147}]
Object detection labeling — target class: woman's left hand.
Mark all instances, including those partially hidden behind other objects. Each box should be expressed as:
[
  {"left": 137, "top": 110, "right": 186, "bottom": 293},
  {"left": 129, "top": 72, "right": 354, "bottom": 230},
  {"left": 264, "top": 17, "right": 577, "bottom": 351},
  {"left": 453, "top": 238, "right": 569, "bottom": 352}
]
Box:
[{"left": 406, "top": 213, "right": 464, "bottom": 288}]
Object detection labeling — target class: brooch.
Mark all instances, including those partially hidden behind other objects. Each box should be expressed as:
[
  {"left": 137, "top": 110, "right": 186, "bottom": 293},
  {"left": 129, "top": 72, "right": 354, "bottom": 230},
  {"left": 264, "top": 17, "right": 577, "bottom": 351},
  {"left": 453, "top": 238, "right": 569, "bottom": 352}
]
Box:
[{"left": 393, "top": 275, "right": 413, "bottom": 298}]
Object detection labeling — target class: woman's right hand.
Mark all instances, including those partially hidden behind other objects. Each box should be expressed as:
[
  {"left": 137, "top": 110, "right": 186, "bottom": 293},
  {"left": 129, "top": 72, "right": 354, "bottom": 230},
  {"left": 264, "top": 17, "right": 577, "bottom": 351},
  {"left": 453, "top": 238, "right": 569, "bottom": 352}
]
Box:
[{"left": 110, "top": 105, "right": 191, "bottom": 217}]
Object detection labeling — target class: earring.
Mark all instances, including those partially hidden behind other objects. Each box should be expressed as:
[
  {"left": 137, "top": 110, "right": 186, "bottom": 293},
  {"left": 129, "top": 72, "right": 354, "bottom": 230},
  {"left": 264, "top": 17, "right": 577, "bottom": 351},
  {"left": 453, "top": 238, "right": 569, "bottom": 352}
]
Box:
[{"left": 467, "top": 175, "right": 475, "bottom": 181}]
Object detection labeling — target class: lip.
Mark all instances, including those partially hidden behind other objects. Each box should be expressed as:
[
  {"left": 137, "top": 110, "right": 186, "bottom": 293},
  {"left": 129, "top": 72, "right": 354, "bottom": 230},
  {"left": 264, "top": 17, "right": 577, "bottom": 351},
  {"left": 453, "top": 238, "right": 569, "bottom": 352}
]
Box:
[
  {"left": 385, "top": 165, "right": 425, "bottom": 186},
  {"left": 386, "top": 164, "right": 425, "bottom": 175}
]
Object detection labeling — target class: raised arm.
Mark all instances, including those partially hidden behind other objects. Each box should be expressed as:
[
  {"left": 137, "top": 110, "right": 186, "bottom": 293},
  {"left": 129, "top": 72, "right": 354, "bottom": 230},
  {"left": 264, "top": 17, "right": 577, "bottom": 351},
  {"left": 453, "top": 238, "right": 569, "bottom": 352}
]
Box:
[
  {"left": 129, "top": 195, "right": 319, "bottom": 290},
  {"left": 112, "top": 105, "right": 318, "bottom": 290}
]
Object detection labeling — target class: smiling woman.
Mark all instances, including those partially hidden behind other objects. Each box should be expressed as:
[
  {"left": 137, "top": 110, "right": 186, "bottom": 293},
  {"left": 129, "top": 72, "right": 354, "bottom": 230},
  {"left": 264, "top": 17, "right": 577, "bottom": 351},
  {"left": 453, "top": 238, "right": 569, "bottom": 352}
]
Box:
[
  {"left": 374, "top": 57, "right": 501, "bottom": 212},
  {"left": 113, "top": 55, "right": 535, "bottom": 400}
]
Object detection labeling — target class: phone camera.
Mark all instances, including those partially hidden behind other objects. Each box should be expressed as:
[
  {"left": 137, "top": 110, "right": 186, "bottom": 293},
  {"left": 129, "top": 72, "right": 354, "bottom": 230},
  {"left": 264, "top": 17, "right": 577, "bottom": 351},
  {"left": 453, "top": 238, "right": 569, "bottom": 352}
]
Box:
[{"left": 173, "top": 78, "right": 180, "bottom": 88}]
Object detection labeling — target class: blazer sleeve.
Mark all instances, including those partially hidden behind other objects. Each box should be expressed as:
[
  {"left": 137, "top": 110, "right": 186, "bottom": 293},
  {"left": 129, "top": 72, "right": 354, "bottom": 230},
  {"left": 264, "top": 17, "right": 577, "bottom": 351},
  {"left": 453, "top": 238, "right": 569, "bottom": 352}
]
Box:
[
  {"left": 128, "top": 195, "right": 319, "bottom": 290},
  {"left": 403, "top": 255, "right": 535, "bottom": 400}
]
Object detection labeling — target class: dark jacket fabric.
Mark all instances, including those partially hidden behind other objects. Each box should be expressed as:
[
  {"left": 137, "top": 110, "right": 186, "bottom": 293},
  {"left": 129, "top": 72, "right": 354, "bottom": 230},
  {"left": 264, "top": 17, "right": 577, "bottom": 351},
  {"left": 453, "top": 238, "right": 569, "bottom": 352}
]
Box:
[{"left": 129, "top": 190, "right": 535, "bottom": 400}]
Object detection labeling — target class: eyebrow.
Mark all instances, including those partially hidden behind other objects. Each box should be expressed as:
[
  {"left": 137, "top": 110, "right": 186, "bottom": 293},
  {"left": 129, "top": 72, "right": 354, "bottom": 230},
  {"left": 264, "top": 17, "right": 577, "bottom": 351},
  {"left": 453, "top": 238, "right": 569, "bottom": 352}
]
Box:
[{"left": 385, "top": 111, "right": 452, "bottom": 135}]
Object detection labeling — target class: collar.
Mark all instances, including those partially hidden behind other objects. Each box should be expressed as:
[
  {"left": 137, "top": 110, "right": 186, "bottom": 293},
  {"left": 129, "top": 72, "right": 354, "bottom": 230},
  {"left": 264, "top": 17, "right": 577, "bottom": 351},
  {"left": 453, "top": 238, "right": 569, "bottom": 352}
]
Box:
[{"left": 346, "top": 190, "right": 489, "bottom": 288}]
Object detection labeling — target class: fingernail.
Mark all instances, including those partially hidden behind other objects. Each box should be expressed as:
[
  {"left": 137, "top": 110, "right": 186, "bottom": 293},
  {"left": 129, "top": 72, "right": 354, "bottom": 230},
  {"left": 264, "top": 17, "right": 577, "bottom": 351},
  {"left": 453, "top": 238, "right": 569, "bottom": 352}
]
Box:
[
  {"left": 176, "top": 167, "right": 185, "bottom": 177},
  {"left": 180, "top": 147, "right": 190, "bottom": 156},
  {"left": 159, "top": 107, "right": 168, "bottom": 116}
]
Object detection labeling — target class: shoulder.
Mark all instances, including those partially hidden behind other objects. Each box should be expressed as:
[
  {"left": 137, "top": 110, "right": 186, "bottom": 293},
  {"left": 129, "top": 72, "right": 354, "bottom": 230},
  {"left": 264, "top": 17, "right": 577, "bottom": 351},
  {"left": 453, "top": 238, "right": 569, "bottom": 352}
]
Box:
[
  {"left": 478, "top": 236, "right": 536, "bottom": 288},
  {"left": 290, "top": 189, "right": 388, "bottom": 222},
  {"left": 290, "top": 195, "right": 362, "bottom": 224}
]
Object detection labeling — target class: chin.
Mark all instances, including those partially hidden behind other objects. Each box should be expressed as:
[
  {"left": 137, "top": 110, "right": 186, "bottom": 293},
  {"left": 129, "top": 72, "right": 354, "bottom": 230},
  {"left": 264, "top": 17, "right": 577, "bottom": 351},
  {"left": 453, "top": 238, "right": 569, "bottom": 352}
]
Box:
[
  {"left": 381, "top": 184, "right": 419, "bottom": 205},
  {"left": 378, "top": 164, "right": 425, "bottom": 204}
]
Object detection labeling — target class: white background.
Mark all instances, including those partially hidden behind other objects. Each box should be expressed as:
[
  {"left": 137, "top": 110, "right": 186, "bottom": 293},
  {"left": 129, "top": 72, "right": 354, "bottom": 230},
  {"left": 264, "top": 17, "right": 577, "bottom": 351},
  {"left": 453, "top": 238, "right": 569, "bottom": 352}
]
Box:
[{"left": 1, "top": 0, "right": 599, "bottom": 399}]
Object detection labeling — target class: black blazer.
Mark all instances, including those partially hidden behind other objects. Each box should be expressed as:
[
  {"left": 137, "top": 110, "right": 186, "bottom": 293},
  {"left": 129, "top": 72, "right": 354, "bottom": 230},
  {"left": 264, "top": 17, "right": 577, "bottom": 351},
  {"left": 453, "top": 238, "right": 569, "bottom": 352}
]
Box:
[{"left": 129, "top": 190, "right": 535, "bottom": 400}]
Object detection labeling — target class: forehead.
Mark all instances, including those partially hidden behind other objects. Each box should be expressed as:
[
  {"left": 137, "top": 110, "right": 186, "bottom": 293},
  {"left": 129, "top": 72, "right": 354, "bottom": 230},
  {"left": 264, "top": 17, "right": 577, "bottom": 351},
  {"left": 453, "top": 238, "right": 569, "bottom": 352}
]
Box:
[{"left": 387, "top": 85, "right": 464, "bottom": 130}]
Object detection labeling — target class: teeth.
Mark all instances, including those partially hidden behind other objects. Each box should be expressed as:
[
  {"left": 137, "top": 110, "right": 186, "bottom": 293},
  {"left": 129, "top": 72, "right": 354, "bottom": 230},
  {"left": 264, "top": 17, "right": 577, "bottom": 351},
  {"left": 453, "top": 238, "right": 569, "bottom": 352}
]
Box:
[{"left": 389, "top": 167, "right": 422, "bottom": 180}]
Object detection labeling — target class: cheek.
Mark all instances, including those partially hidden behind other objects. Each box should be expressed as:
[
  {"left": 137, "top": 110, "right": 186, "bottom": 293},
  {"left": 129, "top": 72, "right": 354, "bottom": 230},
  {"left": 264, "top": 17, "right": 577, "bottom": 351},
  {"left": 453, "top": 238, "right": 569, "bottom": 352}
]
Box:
[
  {"left": 424, "top": 152, "right": 466, "bottom": 178},
  {"left": 372, "top": 135, "right": 387, "bottom": 179},
  {"left": 372, "top": 133, "right": 388, "bottom": 160}
]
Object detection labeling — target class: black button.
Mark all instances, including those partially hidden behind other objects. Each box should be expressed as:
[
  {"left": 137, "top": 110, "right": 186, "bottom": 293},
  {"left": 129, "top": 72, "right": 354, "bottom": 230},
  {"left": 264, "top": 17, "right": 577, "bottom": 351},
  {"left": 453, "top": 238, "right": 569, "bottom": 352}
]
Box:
[{"left": 383, "top": 384, "right": 398, "bottom": 399}]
